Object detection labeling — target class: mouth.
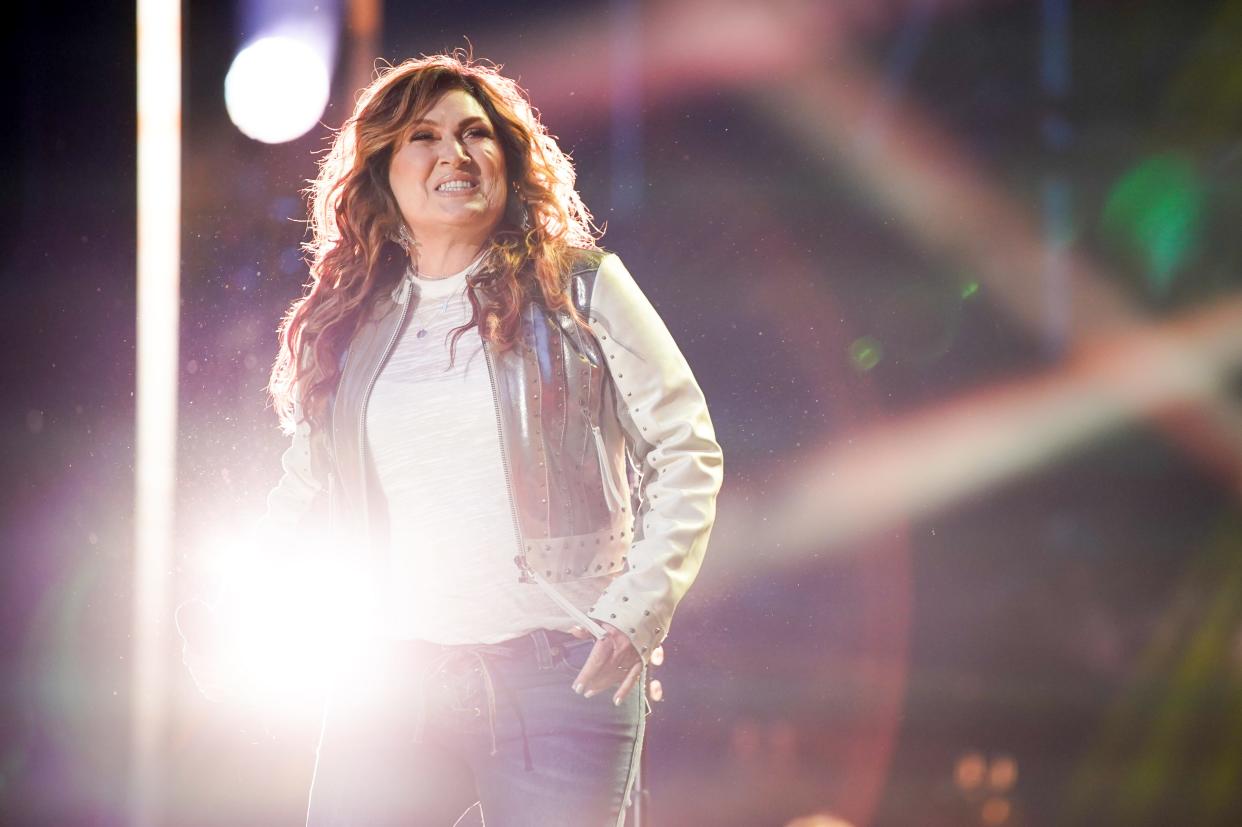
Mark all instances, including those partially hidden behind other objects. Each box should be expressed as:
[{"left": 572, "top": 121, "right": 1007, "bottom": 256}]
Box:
[{"left": 435, "top": 179, "right": 479, "bottom": 195}]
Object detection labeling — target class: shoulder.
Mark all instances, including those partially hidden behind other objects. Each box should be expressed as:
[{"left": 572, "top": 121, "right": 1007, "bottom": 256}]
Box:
[
  {"left": 563, "top": 247, "right": 623, "bottom": 314},
  {"left": 565, "top": 246, "right": 611, "bottom": 276}
]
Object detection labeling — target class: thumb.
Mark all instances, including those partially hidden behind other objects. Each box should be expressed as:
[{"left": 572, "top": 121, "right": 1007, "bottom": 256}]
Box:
[{"left": 568, "top": 625, "right": 591, "bottom": 639}]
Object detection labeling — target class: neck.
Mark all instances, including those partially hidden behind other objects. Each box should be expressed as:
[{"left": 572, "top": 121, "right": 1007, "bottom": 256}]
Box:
[{"left": 410, "top": 235, "right": 490, "bottom": 279}]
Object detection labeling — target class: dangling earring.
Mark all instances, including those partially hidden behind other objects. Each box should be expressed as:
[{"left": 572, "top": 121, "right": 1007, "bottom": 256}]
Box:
[{"left": 389, "top": 222, "right": 417, "bottom": 255}]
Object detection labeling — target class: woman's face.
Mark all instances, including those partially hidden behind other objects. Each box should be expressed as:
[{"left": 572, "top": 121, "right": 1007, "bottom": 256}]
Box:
[{"left": 387, "top": 88, "right": 508, "bottom": 248}]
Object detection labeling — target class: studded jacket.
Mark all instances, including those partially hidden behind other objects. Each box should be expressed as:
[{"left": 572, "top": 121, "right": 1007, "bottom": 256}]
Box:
[{"left": 259, "top": 249, "right": 723, "bottom": 664}]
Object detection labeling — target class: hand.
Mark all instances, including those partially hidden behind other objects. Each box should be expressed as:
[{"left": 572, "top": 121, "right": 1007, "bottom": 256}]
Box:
[{"left": 568, "top": 621, "right": 643, "bottom": 706}]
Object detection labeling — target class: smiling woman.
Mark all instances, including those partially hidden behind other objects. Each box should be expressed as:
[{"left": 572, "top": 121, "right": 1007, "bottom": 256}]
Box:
[
  {"left": 181, "top": 50, "right": 723, "bottom": 827},
  {"left": 387, "top": 91, "right": 509, "bottom": 271}
]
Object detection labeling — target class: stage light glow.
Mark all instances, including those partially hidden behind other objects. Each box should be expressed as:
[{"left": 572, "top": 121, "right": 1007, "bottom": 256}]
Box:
[
  {"left": 194, "top": 531, "right": 385, "bottom": 716},
  {"left": 955, "top": 752, "right": 986, "bottom": 791},
  {"left": 1102, "top": 154, "right": 1204, "bottom": 297},
  {"left": 784, "top": 815, "right": 857, "bottom": 827},
  {"left": 224, "top": 36, "right": 330, "bottom": 144},
  {"left": 981, "top": 796, "right": 1011, "bottom": 825},
  {"left": 989, "top": 755, "right": 1018, "bottom": 791}
]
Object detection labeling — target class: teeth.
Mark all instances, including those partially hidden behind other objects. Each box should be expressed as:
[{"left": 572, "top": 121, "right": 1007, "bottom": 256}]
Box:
[{"left": 437, "top": 180, "right": 475, "bottom": 191}]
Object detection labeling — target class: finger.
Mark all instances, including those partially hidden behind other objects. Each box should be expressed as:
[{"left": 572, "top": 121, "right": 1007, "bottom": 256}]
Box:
[
  {"left": 583, "top": 649, "right": 637, "bottom": 698},
  {"left": 578, "top": 638, "right": 633, "bottom": 697},
  {"left": 612, "top": 661, "right": 643, "bottom": 705},
  {"left": 567, "top": 625, "right": 591, "bottom": 639},
  {"left": 572, "top": 638, "right": 612, "bottom": 694}
]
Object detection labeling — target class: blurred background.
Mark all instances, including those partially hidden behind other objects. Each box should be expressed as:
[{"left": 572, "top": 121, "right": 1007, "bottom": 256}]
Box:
[{"left": 7, "top": 0, "right": 1242, "bottom": 824}]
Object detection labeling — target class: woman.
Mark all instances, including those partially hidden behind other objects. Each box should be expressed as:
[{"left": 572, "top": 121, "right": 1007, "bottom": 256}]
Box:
[{"left": 241, "top": 51, "right": 719, "bottom": 826}]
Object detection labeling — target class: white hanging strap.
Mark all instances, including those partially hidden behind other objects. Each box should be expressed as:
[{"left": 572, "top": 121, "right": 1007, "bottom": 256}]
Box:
[{"left": 515, "top": 556, "right": 608, "bottom": 640}]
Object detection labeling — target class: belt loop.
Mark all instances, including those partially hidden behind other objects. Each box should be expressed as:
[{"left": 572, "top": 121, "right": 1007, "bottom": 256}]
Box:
[{"left": 531, "top": 629, "right": 554, "bottom": 671}]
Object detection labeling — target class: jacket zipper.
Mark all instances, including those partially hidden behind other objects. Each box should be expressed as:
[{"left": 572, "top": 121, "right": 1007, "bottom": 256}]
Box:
[
  {"left": 591, "top": 424, "right": 626, "bottom": 514},
  {"left": 481, "top": 337, "right": 530, "bottom": 581},
  {"left": 356, "top": 278, "right": 413, "bottom": 526}
]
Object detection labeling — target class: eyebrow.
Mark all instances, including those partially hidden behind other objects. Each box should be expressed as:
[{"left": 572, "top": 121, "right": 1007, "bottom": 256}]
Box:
[{"left": 409, "top": 115, "right": 489, "bottom": 128}]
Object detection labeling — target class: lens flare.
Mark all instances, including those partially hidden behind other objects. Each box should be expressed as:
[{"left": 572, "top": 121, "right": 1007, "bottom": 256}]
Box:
[
  {"left": 849, "top": 336, "right": 884, "bottom": 372},
  {"left": 200, "top": 532, "right": 383, "bottom": 716}
]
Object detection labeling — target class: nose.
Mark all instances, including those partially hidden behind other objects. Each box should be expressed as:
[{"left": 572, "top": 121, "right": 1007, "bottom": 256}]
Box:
[{"left": 438, "top": 136, "right": 470, "bottom": 166}]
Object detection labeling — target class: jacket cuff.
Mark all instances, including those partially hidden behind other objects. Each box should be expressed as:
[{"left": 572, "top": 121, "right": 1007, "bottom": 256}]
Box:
[{"left": 587, "top": 595, "right": 667, "bottom": 665}]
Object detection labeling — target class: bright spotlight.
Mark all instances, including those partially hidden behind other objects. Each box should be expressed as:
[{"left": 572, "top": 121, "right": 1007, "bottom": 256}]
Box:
[
  {"left": 224, "top": 35, "right": 330, "bottom": 144},
  {"left": 184, "top": 529, "right": 384, "bottom": 717}
]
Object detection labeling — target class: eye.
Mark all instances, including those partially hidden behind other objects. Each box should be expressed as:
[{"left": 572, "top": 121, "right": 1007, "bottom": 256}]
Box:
[
  {"left": 409, "top": 131, "right": 434, "bottom": 142},
  {"left": 465, "top": 127, "right": 492, "bottom": 139}
]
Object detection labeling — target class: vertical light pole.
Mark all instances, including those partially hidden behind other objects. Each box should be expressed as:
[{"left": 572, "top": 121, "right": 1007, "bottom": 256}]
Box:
[
  {"left": 133, "top": 0, "right": 181, "bottom": 823},
  {"left": 345, "top": 0, "right": 382, "bottom": 104}
]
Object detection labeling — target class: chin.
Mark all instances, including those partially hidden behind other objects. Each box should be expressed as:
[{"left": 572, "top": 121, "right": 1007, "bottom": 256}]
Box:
[{"left": 440, "top": 210, "right": 502, "bottom": 229}]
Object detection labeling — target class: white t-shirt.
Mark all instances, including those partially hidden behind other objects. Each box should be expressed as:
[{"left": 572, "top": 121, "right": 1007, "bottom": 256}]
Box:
[{"left": 365, "top": 255, "right": 613, "bottom": 643}]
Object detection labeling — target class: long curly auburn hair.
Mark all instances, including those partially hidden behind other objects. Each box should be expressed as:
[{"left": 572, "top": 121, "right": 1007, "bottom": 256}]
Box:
[{"left": 269, "top": 50, "right": 602, "bottom": 435}]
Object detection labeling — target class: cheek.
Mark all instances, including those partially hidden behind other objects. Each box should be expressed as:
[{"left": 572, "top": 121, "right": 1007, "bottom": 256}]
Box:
[
  {"left": 487, "top": 155, "right": 508, "bottom": 200},
  {"left": 390, "top": 152, "right": 429, "bottom": 198},
  {"left": 484, "top": 146, "right": 506, "bottom": 182}
]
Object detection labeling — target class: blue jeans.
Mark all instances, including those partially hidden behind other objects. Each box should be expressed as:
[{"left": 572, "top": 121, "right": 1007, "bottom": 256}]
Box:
[{"left": 305, "top": 629, "right": 648, "bottom": 826}]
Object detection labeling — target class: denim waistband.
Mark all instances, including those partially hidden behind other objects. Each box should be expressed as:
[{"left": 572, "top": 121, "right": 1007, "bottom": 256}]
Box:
[
  {"left": 401, "top": 628, "right": 585, "bottom": 769},
  {"left": 391, "top": 628, "right": 581, "bottom": 665}
]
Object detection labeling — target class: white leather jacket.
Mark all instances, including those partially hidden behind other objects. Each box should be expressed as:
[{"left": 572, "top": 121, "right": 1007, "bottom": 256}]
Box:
[{"left": 259, "top": 250, "right": 723, "bottom": 663}]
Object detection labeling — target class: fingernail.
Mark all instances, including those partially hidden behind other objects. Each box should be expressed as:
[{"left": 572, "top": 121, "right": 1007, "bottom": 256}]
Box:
[
  {"left": 584, "top": 690, "right": 596, "bottom": 699},
  {"left": 613, "top": 696, "right": 621, "bottom": 706},
  {"left": 573, "top": 683, "right": 583, "bottom": 694}
]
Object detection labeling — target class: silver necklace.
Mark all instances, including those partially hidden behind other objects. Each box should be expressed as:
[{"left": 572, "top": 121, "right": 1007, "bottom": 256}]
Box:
[
  {"left": 409, "top": 251, "right": 484, "bottom": 338},
  {"left": 413, "top": 286, "right": 459, "bottom": 339}
]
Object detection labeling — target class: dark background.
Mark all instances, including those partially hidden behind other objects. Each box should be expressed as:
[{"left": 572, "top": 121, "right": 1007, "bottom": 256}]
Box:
[{"left": 7, "top": 1, "right": 1242, "bottom": 825}]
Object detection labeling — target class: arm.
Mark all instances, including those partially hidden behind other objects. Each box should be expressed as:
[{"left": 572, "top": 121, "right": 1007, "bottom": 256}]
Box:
[
  {"left": 186, "top": 384, "right": 325, "bottom": 625},
  {"left": 252, "top": 388, "right": 327, "bottom": 542},
  {"left": 222, "top": 383, "right": 329, "bottom": 612},
  {"left": 585, "top": 253, "right": 724, "bottom": 664},
  {"left": 179, "top": 385, "right": 328, "bottom": 701}
]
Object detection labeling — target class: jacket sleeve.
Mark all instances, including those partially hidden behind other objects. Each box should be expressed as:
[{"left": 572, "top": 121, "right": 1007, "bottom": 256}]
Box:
[
  {"left": 211, "top": 384, "right": 326, "bottom": 612},
  {"left": 253, "top": 387, "right": 326, "bottom": 543},
  {"left": 181, "top": 386, "right": 327, "bottom": 660},
  {"left": 585, "top": 253, "right": 724, "bottom": 663}
]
